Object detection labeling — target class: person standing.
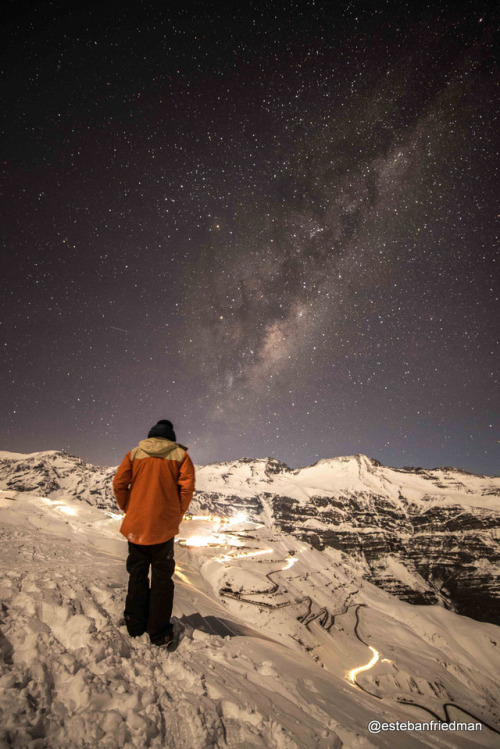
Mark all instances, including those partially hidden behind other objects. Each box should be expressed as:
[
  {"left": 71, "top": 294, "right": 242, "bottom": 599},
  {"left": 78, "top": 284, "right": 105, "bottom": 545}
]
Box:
[{"left": 113, "top": 419, "right": 195, "bottom": 647}]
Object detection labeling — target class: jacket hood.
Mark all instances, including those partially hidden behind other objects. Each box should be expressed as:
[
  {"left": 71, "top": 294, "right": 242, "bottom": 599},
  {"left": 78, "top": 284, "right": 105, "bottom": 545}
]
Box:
[{"left": 138, "top": 437, "right": 187, "bottom": 457}]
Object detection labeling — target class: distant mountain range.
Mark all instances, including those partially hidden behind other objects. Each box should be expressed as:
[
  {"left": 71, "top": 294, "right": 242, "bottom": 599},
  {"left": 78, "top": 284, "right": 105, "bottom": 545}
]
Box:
[{"left": 1, "top": 449, "right": 499, "bottom": 625}]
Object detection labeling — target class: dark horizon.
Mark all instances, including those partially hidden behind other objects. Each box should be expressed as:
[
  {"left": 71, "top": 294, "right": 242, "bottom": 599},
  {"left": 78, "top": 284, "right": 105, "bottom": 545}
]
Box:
[{"left": 1, "top": 1, "right": 498, "bottom": 476}]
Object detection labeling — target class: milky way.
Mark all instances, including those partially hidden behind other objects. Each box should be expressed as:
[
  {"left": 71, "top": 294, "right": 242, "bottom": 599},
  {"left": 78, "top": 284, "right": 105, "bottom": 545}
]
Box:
[{"left": 1, "top": 2, "right": 498, "bottom": 472}]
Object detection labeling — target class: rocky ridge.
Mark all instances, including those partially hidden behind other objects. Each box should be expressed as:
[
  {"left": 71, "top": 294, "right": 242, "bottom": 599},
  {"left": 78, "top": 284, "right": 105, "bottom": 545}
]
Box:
[{"left": 0, "top": 450, "right": 116, "bottom": 511}]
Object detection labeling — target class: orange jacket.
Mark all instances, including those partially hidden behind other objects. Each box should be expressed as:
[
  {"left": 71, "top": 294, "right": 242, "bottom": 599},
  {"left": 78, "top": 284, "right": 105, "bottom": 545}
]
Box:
[{"left": 113, "top": 437, "right": 195, "bottom": 545}]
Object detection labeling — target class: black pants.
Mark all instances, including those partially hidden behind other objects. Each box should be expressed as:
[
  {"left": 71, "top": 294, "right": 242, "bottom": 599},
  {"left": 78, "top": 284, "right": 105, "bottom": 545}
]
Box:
[{"left": 124, "top": 537, "right": 175, "bottom": 642}]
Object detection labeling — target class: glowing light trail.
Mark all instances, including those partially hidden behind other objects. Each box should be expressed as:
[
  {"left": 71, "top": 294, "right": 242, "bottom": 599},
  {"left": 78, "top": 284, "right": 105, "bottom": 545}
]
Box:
[
  {"left": 229, "top": 512, "right": 248, "bottom": 525},
  {"left": 348, "top": 646, "right": 380, "bottom": 684},
  {"left": 58, "top": 505, "right": 78, "bottom": 516},
  {"left": 216, "top": 548, "right": 274, "bottom": 562},
  {"left": 41, "top": 497, "right": 78, "bottom": 516},
  {"left": 282, "top": 557, "right": 298, "bottom": 570},
  {"left": 180, "top": 534, "right": 229, "bottom": 547},
  {"left": 174, "top": 569, "right": 192, "bottom": 584},
  {"left": 183, "top": 512, "right": 248, "bottom": 525}
]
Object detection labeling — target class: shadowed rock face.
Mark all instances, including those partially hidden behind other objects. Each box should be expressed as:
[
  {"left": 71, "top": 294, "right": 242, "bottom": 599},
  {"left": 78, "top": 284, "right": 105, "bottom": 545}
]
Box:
[
  {"left": 269, "top": 491, "right": 500, "bottom": 625},
  {"left": 1, "top": 450, "right": 499, "bottom": 625},
  {"left": 189, "top": 457, "right": 500, "bottom": 626}
]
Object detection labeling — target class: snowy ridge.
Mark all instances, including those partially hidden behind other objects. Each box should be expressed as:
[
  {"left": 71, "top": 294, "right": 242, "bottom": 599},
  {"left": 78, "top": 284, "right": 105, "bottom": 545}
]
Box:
[
  {"left": 1, "top": 449, "right": 499, "bottom": 626},
  {"left": 194, "top": 453, "right": 499, "bottom": 510},
  {"left": 0, "top": 449, "right": 117, "bottom": 511},
  {"left": 1, "top": 486, "right": 500, "bottom": 747}
]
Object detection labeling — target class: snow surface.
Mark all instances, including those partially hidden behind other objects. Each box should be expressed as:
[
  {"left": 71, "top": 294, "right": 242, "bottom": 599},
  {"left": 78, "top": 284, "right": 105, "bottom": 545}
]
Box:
[{"left": 1, "top": 486, "right": 500, "bottom": 748}]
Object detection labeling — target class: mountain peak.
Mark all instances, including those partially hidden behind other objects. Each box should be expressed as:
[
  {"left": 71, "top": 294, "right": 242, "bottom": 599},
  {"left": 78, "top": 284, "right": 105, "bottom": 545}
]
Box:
[{"left": 306, "top": 454, "right": 382, "bottom": 470}]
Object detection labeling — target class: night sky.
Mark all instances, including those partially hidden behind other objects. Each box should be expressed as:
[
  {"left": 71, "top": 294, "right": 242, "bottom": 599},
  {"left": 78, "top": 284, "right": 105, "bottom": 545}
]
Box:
[{"left": 1, "top": 1, "right": 499, "bottom": 474}]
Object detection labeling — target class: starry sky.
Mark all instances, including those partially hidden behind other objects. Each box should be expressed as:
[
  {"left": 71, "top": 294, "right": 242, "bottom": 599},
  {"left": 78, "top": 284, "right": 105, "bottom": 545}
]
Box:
[{"left": 1, "top": 1, "right": 499, "bottom": 474}]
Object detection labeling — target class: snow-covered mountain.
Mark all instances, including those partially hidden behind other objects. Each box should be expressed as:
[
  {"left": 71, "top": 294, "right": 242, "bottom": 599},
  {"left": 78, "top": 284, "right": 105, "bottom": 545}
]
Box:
[
  {"left": 1, "top": 449, "right": 500, "bottom": 747},
  {"left": 0, "top": 450, "right": 116, "bottom": 510},
  {"left": 192, "top": 454, "right": 500, "bottom": 626},
  {"left": 2, "top": 449, "right": 498, "bottom": 625}
]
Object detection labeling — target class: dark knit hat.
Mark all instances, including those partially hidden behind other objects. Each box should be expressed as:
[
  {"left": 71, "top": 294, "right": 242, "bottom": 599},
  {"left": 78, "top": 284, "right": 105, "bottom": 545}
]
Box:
[{"left": 147, "top": 420, "right": 176, "bottom": 442}]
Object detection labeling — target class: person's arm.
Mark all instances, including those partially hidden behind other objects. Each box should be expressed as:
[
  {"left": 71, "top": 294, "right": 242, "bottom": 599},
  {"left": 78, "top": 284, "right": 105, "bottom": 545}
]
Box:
[
  {"left": 178, "top": 453, "right": 195, "bottom": 514},
  {"left": 112, "top": 452, "right": 133, "bottom": 511}
]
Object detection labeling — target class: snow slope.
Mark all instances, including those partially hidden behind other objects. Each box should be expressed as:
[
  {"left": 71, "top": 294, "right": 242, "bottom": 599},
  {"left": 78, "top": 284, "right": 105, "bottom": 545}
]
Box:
[
  {"left": 194, "top": 454, "right": 500, "bottom": 511},
  {"left": 191, "top": 455, "right": 500, "bottom": 625},
  {"left": 1, "top": 488, "right": 500, "bottom": 748}
]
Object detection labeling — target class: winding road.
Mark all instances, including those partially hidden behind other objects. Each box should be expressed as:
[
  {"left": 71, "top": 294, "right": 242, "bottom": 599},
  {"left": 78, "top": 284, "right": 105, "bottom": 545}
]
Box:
[{"left": 216, "top": 545, "right": 500, "bottom": 736}]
